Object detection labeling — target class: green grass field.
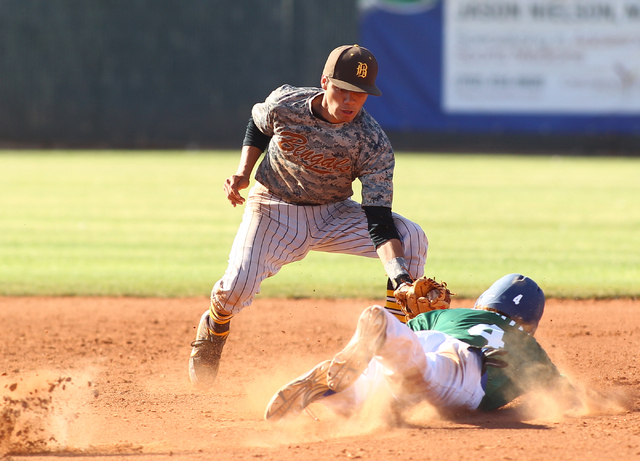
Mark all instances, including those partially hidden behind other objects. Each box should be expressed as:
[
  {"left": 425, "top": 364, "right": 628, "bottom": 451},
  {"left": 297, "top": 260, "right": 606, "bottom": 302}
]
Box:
[{"left": 1, "top": 151, "right": 638, "bottom": 299}]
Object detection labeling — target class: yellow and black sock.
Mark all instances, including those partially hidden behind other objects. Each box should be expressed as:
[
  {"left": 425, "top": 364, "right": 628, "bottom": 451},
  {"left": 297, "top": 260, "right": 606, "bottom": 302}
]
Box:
[
  {"left": 208, "top": 302, "right": 232, "bottom": 339},
  {"left": 384, "top": 278, "right": 407, "bottom": 324}
]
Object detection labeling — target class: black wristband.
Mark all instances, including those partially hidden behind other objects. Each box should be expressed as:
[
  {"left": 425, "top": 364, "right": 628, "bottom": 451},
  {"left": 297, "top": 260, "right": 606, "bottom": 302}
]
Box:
[{"left": 392, "top": 273, "right": 413, "bottom": 289}]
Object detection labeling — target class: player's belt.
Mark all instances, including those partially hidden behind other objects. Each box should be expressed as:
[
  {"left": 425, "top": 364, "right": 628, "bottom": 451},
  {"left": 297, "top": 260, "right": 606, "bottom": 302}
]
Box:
[{"left": 285, "top": 201, "right": 322, "bottom": 206}]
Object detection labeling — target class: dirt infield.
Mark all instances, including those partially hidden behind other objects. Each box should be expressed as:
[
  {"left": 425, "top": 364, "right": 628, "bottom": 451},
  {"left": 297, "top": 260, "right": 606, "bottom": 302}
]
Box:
[{"left": 1, "top": 296, "right": 639, "bottom": 460}]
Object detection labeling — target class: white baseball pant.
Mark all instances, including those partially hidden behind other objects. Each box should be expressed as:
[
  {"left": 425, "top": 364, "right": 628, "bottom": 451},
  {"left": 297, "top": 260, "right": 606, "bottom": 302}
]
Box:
[
  {"left": 321, "top": 309, "right": 485, "bottom": 414},
  {"left": 212, "top": 183, "right": 428, "bottom": 314}
]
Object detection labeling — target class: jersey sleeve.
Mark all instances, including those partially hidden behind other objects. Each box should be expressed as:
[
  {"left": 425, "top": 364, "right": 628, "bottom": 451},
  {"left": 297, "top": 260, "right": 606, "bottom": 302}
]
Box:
[
  {"left": 477, "top": 334, "right": 565, "bottom": 411},
  {"left": 356, "top": 113, "right": 395, "bottom": 208},
  {"left": 251, "top": 85, "right": 293, "bottom": 137}
]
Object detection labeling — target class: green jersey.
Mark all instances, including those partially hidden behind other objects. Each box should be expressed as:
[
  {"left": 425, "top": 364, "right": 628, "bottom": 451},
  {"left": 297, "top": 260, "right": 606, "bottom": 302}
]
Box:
[{"left": 407, "top": 308, "right": 563, "bottom": 411}]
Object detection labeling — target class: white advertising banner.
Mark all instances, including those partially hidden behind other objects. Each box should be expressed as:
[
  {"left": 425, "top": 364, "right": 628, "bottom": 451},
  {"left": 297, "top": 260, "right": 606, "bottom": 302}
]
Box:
[{"left": 443, "top": 0, "right": 640, "bottom": 113}]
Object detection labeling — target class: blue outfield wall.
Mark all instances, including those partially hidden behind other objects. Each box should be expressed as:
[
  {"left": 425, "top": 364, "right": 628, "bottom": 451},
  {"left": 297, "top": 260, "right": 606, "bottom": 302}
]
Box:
[{"left": 359, "top": 2, "right": 640, "bottom": 138}]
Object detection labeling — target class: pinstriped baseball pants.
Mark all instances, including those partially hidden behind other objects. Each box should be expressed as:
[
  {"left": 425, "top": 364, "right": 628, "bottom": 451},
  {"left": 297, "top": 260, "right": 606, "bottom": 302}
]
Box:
[{"left": 212, "top": 183, "right": 428, "bottom": 314}]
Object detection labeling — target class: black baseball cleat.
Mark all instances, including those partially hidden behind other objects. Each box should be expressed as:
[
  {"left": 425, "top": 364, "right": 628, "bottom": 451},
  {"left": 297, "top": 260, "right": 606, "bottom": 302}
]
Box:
[{"left": 189, "top": 310, "right": 227, "bottom": 388}]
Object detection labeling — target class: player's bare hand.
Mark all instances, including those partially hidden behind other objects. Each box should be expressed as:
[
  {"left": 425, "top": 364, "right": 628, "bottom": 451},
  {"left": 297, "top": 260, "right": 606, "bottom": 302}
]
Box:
[{"left": 224, "top": 174, "right": 250, "bottom": 207}]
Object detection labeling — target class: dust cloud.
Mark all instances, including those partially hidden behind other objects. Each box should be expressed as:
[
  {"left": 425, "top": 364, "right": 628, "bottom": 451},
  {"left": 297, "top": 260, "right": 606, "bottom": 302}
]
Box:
[{"left": 0, "top": 370, "right": 96, "bottom": 455}]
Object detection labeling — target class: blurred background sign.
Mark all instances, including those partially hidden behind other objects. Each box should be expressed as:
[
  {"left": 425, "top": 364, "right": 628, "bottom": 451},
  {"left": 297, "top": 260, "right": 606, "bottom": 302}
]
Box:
[
  {"left": 442, "top": 0, "right": 640, "bottom": 114},
  {"left": 359, "top": 0, "right": 640, "bottom": 152}
]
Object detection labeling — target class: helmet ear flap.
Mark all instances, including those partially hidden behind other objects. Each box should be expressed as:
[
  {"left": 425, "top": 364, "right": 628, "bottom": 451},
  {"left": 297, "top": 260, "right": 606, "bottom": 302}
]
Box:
[{"left": 474, "top": 274, "right": 545, "bottom": 334}]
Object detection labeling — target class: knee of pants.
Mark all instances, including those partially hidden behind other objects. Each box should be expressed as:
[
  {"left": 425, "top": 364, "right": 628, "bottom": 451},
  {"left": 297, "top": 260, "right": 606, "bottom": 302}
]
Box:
[
  {"left": 211, "top": 278, "right": 256, "bottom": 316},
  {"left": 395, "top": 220, "right": 428, "bottom": 275},
  {"left": 376, "top": 310, "right": 429, "bottom": 373}
]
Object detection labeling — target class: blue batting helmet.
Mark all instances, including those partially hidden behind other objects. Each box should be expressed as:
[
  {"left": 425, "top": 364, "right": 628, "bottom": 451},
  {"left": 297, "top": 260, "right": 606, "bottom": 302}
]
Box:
[{"left": 473, "top": 274, "right": 545, "bottom": 334}]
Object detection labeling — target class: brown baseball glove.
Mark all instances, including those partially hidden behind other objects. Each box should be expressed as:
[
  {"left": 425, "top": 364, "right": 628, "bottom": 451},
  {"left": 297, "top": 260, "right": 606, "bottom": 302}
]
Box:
[{"left": 393, "top": 276, "right": 454, "bottom": 321}]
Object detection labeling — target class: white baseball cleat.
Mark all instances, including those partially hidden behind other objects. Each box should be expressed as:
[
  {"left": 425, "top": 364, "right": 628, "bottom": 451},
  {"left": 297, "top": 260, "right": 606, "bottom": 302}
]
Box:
[
  {"left": 264, "top": 360, "right": 332, "bottom": 422},
  {"left": 327, "top": 305, "right": 387, "bottom": 392}
]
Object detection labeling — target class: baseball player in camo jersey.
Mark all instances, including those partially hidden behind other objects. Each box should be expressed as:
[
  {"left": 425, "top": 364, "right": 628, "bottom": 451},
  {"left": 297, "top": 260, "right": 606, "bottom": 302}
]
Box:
[
  {"left": 265, "top": 274, "right": 577, "bottom": 421},
  {"left": 189, "top": 45, "right": 428, "bottom": 388}
]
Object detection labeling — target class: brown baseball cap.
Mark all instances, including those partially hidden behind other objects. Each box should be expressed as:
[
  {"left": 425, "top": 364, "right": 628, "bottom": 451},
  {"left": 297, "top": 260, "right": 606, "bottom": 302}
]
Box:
[{"left": 323, "top": 44, "right": 382, "bottom": 96}]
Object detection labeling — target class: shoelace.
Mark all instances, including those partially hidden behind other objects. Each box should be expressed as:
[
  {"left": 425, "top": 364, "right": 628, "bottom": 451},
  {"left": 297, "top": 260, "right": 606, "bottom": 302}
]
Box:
[{"left": 303, "top": 407, "right": 319, "bottom": 421}]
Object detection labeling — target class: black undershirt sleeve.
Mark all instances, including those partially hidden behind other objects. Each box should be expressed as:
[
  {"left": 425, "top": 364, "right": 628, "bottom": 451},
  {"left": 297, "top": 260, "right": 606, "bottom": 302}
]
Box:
[
  {"left": 242, "top": 117, "right": 272, "bottom": 152},
  {"left": 363, "top": 206, "right": 401, "bottom": 249}
]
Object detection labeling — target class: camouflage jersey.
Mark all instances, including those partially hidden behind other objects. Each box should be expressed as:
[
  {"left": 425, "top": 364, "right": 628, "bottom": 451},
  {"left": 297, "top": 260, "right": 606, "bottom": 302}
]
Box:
[
  {"left": 408, "top": 308, "right": 565, "bottom": 411},
  {"left": 251, "top": 84, "right": 395, "bottom": 206}
]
